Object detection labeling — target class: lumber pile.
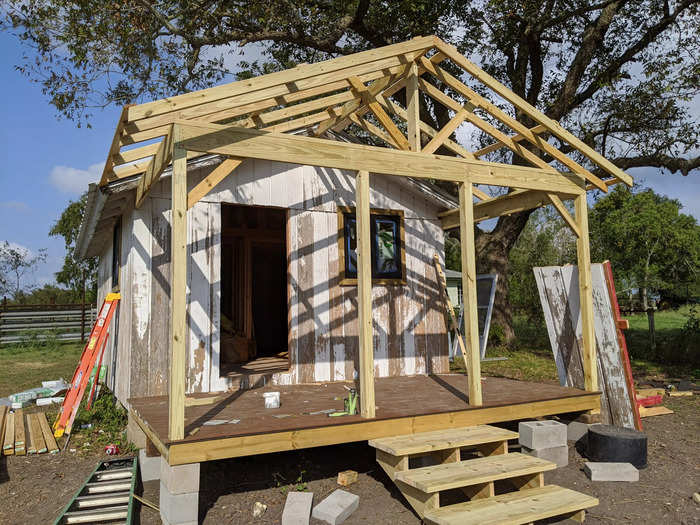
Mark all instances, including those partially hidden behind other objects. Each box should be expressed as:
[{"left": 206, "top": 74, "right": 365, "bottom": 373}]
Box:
[{"left": 1, "top": 408, "right": 59, "bottom": 456}]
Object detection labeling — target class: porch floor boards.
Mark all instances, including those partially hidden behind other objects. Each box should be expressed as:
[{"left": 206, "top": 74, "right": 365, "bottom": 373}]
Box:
[{"left": 129, "top": 375, "right": 595, "bottom": 448}]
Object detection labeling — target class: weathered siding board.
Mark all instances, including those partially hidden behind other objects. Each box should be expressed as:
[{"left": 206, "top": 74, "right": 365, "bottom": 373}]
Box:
[
  {"left": 149, "top": 197, "right": 171, "bottom": 396},
  {"left": 113, "top": 210, "right": 133, "bottom": 405},
  {"left": 534, "top": 264, "right": 636, "bottom": 428},
  {"left": 129, "top": 203, "right": 152, "bottom": 398}
]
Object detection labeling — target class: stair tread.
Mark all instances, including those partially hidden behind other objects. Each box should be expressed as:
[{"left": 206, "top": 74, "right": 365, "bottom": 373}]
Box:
[
  {"left": 369, "top": 425, "right": 518, "bottom": 456},
  {"left": 423, "top": 485, "right": 598, "bottom": 525},
  {"left": 395, "top": 452, "right": 555, "bottom": 492}
]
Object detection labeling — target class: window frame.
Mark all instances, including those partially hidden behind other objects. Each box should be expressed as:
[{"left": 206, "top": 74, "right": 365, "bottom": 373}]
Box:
[{"left": 337, "top": 206, "right": 406, "bottom": 286}]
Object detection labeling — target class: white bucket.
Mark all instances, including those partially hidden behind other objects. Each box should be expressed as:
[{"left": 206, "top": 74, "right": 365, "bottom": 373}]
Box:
[{"left": 263, "top": 391, "right": 280, "bottom": 409}]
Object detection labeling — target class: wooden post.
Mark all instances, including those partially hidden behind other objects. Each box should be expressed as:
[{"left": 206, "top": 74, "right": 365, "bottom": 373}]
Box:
[
  {"left": 406, "top": 62, "right": 421, "bottom": 152},
  {"left": 575, "top": 193, "right": 598, "bottom": 393},
  {"left": 356, "top": 170, "right": 375, "bottom": 418},
  {"left": 459, "top": 182, "right": 483, "bottom": 406},
  {"left": 169, "top": 127, "right": 187, "bottom": 441}
]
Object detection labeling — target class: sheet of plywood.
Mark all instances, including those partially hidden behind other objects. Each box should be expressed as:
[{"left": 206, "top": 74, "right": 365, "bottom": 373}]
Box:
[{"left": 534, "top": 264, "right": 636, "bottom": 429}]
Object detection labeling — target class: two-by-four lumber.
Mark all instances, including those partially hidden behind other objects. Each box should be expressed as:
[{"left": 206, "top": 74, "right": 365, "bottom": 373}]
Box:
[
  {"left": 37, "top": 412, "right": 59, "bottom": 453},
  {"left": 135, "top": 124, "right": 175, "bottom": 207},
  {"left": 434, "top": 40, "right": 633, "bottom": 187},
  {"left": 356, "top": 170, "right": 376, "bottom": 419},
  {"left": 548, "top": 194, "right": 581, "bottom": 237},
  {"left": 30, "top": 413, "right": 47, "bottom": 454},
  {"left": 0, "top": 407, "right": 7, "bottom": 454},
  {"left": 575, "top": 194, "right": 598, "bottom": 393},
  {"left": 406, "top": 62, "right": 421, "bottom": 151},
  {"left": 176, "top": 121, "right": 586, "bottom": 194},
  {"left": 3, "top": 411, "right": 14, "bottom": 455},
  {"left": 473, "top": 124, "right": 547, "bottom": 158},
  {"left": 14, "top": 408, "right": 26, "bottom": 455},
  {"left": 459, "top": 183, "right": 483, "bottom": 405},
  {"left": 187, "top": 157, "right": 244, "bottom": 209},
  {"left": 98, "top": 105, "right": 130, "bottom": 185},
  {"left": 169, "top": 128, "right": 188, "bottom": 441}
]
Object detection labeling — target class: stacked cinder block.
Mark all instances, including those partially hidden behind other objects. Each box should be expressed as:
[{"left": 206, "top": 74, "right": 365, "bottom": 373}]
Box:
[{"left": 518, "top": 420, "right": 568, "bottom": 467}]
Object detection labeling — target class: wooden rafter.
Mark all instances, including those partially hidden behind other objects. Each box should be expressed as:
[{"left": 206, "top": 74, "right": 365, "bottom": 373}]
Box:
[
  {"left": 187, "top": 157, "right": 244, "bottom": 209},
  {"left": 473, "top": 125, "right": 547, "bottom": 157},
  {"left": 135, "top": 124, "right": 175, "bottom": 207},
  {"left": 421, "top": 108, "right": 469, "bottom": 155},
  {"left": 547, "top": 193, "right": 581, "bottom": 237}
]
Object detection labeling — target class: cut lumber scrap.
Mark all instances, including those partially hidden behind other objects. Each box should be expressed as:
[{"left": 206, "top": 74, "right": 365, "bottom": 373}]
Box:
[
  {"left": 669, "top": 390, "right": 693, "bottom": 397},
  {"left": 638, "top": 406, "right": 674, "bottom": 418},
  {"left": 395, "top": 453, "right": 555, "bottom": 493},
  {"left": 14, "top": 408, "right": 26, "bottom": 455},
  {"left": 369, "top": 425, "right": 517, "bottom": 456},
  {"left": 3, "top": 411, "right": 14, "bottom": 455},
  {"left": 424, "top": 484, "right": 597, "bottom": 525},
  {"left": 0, "top": 406, "right": 6, "bottom": 454},
  {"left": 636, "top": 388, "right": 665, "bottom": 398},
  {"left": 38, "top": 412, "right": 60, "bottom": 453}
]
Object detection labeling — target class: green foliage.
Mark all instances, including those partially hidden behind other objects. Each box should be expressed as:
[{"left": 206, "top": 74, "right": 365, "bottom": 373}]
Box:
[
  {"left": 487, "top": 323, "right": 506, "bottom": 347},
  {"left": 10, "top": 283, "right": 84, "bottom": 305},
  {"left": 49, "top": 192, "right": 98, "bottom": 303},
  {"left": 73, "top": 388, "right": 133, "bottom": 450},
  {"left": 589, "top": 186, "right": 700, "bottom": 309},
  {"left": 0, "top": 241, "right": 47, "bottom": 298},
  {"left": 445, "top": 232, "right": 461, "bottom": 271}
]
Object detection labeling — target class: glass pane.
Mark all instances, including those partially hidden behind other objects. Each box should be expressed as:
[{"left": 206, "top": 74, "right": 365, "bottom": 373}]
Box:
[
  {"left": 345, "top": 216, "right": 357, "bottom": 276},
  {"left": 476, "top": 278, "right": 492, "bottom": 306},
  {"left": 375, "top": 218, "right": 398, "bottom": 275}
]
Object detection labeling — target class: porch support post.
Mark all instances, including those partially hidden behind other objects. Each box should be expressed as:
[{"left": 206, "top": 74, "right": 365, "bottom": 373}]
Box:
[
  {"left": 169, "top": 126, "right": 187, "bottom": 441},
  {"left": 356, "top": 170, "right": 376, "bottom": 418},
  {"left": 459, "top": 182, "right": 483, "bottom": 406},
  {"left": 406, "top": 62, "right": 421, "bottom": 152},
  {"left": 575, "top": 193, "right": 598, "bottom": 393}
]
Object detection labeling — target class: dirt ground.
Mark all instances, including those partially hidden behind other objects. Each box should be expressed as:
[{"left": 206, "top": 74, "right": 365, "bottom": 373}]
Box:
[{"left": 1, "top": 396, "right": 697, "bottom": 525}]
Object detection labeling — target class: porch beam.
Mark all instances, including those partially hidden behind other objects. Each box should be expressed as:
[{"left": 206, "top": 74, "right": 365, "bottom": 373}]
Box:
[
  {"left": 169, "top": 127, "right": 187, "bottom": 441},
  {"left": 356, "top": 170, "right": 376, "bottom": 418},
  {"left": 575, "top": 194, "right": 598, "bottom": 393},
  {"left": 176, "top": 121, "right": 585, "bottom": 194},
  {"left": 459, "top": 182, "right": 483, "bottom": 405},
  {"left": 187, "top": 157, "right": 244, "bottom": 209}
]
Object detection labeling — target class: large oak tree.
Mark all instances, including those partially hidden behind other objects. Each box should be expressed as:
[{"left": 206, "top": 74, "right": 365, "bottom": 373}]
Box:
[{"left": 5, "top": 0, "right": 699, "bottom": 337}]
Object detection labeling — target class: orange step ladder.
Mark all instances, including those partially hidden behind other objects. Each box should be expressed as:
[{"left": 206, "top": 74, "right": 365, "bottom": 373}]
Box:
[{"left": 53, "top": 293, "right": 120, "bottom": 438}]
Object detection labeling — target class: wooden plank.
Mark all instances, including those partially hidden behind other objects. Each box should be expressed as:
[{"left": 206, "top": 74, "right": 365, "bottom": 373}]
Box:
[
  {"left": 0, "top": 407, "right": 8, "bottom": 455},
  {"left": 37, "top": 412, "right": 59, "bottom": 453},
  {"left": 113, "top": 142, "right": 161, "bottom": 166},
  {"left": 473, "top": 125, "right": 547, "bottom": 157},
  {"left": 369, "top": 425, "right": 518, "bottom": 456},
  {"left": 434, "top": 40, "right": 633, "bottom": 187},
  {"left": 26, "top": 413, "right": 37, "bottom": 454},
  {"left": 14, "top": 408, "right": 26, "bottom": 455},
  {"left": 3, "top": 411, "right": 14, "bottom": 455},
  {"left": 99, "top": 105, "right": 129, "bottom": 185},
  {"left": 30, "top": 413, "right": 46, "bottom": 454},
  {"left": 187, "top": 157, "right": 243, "bottom": 209},
  {"left": 177, "top": 121, "right": 586, "bottom": 193},
  {"left": 128, "top": 37, "right": 436, "bottom": 121},
  {"left": 348, "top": 113, "right": 400, "bottom": 148},
  {"left": 356, "top": 170, "right": 375, "bottom": 418},
  {"left": 395, "top": 453, "right": 555, "bottom": 493},
  {"left": 575, "top": 194, "right": 597, "bottom": 393},
  {"left": 460, "top": 183, "right": 483, "bottom": 406},
  {"left": 421, "top": 108, "right": 469, "bottom": 155},
  {"left": 135, "top": 124, "right": 175, "bottom": 207},
  {"left": 548, "top": 193, "right": 581, "bottom": 237},
  {"left": 423, "top": 484, "right": 598, "bottom": 525},
  {"left": 406, "top": 62, "right": 421, "bottom": 151},
  {"left": 168, "top": 127, "right": 187, "bottom": 441},
  {"left": 638, "top": 406, "right": 674, "bottom": 417}
]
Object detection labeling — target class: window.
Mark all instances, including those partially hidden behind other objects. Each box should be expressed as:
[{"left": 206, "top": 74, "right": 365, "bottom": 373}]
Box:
[
  {"left": 111, "top": 218, "right": 121, "bottom": 291},
  {"left": 338, "top": 207, "right": 405, "bottom": 285}
]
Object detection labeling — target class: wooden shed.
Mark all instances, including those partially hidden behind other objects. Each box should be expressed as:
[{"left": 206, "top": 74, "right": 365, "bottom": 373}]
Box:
[{"left": 76, "top": 35, "right": 633, "bottom": 467}]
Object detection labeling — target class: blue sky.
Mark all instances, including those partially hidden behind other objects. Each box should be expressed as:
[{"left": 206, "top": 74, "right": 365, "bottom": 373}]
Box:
[{"left": 1, "top": 31, "right": 698, "bottom": 290}]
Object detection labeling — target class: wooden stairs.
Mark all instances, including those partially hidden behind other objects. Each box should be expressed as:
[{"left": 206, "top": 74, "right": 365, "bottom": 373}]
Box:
[{"left": 369, "top": 425, "right": 598, "bottom": 524}]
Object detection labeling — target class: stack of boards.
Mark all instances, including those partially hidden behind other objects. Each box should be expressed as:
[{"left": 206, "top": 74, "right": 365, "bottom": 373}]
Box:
[{"left": 1, "top": 406, "right": 59, "bottom": 456}]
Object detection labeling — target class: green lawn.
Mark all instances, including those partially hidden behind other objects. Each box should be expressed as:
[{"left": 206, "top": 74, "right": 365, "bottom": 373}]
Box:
[
  {"left": 625, "top": 304, "right": 697, "bottom": 366},
  {"left": 0, "top": 342, "right": 83, "bottom": 397}
]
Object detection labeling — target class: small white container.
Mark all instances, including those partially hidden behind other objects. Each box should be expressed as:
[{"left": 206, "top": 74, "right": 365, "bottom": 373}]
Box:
[{"left": 263, "top": 391, "right": 280, "bottom": 409}]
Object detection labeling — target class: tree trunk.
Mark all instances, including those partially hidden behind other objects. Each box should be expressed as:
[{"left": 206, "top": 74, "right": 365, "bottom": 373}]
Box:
[{"left": 474, "top": 210, "right": 534, "bottom": 342}]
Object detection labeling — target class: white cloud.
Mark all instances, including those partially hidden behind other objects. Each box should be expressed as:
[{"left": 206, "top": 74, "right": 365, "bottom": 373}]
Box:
[
  {"left": 0, "top": 201, "right": 30, "bottom": 212},
  {"left": 49, "top": 162, "right": 104, "bottom": 194}
]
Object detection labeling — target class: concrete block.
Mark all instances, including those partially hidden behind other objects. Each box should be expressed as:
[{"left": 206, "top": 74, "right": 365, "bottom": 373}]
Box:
[
  {"left": 312, "top": 489, "right": 359, "bottom": 525},
  {"left": 161, "top": 518, "right": 197, "bottom": 525},
  {"left": 561, "top": 420, "right": 591, "bottom": 442},
  {"left": 139, "top": 449, "right": 160, "bottom": 482},
  {"left": 159, "top": 481, "right": 198, "bottom": 524},
  {"left": 584, "top": 462, "right": 639, "bottom": 482},
  {"left": 160, "top": 456, "right": 200, "bottom": 495},
  {"left": 282, "top": 491, "right": 314, "bottom": 525},
  {"left": 519, "top": 420, "right": 567, "bottom": 449},
  {"left": 522, "top": 444, "right": 569, "bottom": 467}
]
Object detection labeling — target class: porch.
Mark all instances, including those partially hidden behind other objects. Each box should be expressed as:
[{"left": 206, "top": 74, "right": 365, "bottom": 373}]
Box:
[{"left": 129, "top": 374, "right": 599, "bottom": 465}]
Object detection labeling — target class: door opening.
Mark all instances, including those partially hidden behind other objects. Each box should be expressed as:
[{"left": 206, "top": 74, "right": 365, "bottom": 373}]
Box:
[{"left": 220, "top": 204, "right": 289, "bottom": 375}]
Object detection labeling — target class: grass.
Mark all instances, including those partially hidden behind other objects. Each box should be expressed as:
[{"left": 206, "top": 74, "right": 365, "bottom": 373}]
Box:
[{"left": 0, "top": 341, "right": 83, "bottom": 397}]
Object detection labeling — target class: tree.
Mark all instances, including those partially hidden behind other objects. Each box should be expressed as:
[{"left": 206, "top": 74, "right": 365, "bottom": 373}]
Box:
[
  {"left": 49, "top": 192, "right": 98, "bottom": 305},
  {"left": 589, "top": 185, "right": 700, "bottom": 310},
  {"left": 0, "top": 241, "right": 47, "bottom": 298},
  {"left": 4, "top": 0, "right": 699, "bottom": 338}
]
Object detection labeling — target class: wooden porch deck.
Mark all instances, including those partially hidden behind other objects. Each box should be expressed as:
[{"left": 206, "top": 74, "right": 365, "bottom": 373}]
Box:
[{"left": 129, "top": 375, "right": 599, "bottom": 465}]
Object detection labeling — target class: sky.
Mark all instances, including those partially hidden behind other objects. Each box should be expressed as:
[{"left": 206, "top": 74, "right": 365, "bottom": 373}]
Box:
[{"left": 0, "top": 32, "right": 699, "bottom": 292}]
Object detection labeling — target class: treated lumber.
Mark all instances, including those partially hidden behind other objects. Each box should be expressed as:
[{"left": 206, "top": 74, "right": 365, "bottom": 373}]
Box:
[
  {"left": 37, "top": 412, "right": 59, "bottom": 453},
  {"left": 187, "top": 157, "right": 244, "bottom": 209},
  {"left": 356, "top": 170, "right": 376, "bottom": 419},
  {"left": 460, "top": 183, "right": 483, "bottom": 406},
  {"left": 422, "top": 108, "right": 469, "bottom": 155},
  {"left": 406, "top": 62, "right": 421, "bottom": 151},
  {"left": 177, "top": 121, "right": 586, "bottom": 193},
  {"left": 474, "top": 124, "right": 548, "bottom": 157},
  {"left": 0, "top": 407, "right": 7, "bottom": 455},
  {"left": 31, "top": 414, "right": 47, "bottom": 454},
  {"left": 112, "top": 142, "right": 161, "bottom": 166},
  {"left": 348, "top": 113, "right": 400, "bottom": 148},
  {"left": 128, "top": 37, "right": 436, "bottom": 121},
  {"left": 548, "top": 193, "right": 581, "bottom": 237},
  {"left": 112, "top": 160, "right": 152, "bottom": 181},
  {"left": 434, "top": 40, "right": 633, "bottom": 187},
  {"left": 135, "top": 124, "right": 175, "bottom": 207},
  {"left": 471, "top": 186, "right": 490, "bottom": 201},
  {"left": 638, "top": 406, "right": 674, "bottom": 417},
  {"left": 3, "top": 411, "right": 14, "bottom": 455},
  {"left": 14, "top": 408, "right": 26, "bottom": 455},
  {"left": 99, "top": 105, "right": 130, "bottom": 185},
  {"left": 169, "top": 130, "right": 187, "bottom": 441},
  {"left": 575, "top": 193, "right": 597, "bottom": 393}
]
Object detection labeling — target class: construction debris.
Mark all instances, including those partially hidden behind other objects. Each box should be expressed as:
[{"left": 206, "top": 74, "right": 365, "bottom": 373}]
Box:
[
  {"left": 337, "top": 470, "right": 358, "bottom": 487},
  {"left": 282, "top": 491, "right": 313, "bottom": 525},
  {"left": 584, "top": 462, "right": 639, "bottom": 482},
  {"left": 312, "top": 489, "right": 359, "bottom": 525},
  {"left": 253, "top": 501, "right": 267, "bottom": 518}
]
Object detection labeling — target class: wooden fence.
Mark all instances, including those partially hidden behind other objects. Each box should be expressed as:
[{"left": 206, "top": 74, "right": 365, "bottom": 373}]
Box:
[{"left": 0, "top": 302, "right": 97, "bottom": 345}]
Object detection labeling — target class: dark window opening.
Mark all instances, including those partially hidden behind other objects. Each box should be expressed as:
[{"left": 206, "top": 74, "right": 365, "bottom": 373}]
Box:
[{"left": 111, "top": 218, "right": 121, "bottom": 291}]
